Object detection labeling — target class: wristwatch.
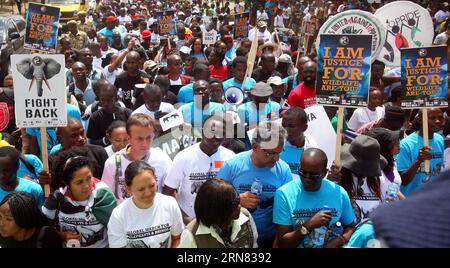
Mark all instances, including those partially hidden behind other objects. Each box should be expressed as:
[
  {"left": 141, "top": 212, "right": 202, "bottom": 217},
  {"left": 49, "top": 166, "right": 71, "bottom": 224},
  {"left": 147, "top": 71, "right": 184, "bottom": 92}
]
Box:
[{"left": 300, "top": 225, "right": 310, "bottom": 236}]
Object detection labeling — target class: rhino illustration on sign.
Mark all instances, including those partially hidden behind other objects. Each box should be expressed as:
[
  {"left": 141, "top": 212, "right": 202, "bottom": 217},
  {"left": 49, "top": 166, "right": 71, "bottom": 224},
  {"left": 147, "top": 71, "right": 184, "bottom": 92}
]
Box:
[{"left": 16, "top": 56, "right": 61, "bottom": 97}]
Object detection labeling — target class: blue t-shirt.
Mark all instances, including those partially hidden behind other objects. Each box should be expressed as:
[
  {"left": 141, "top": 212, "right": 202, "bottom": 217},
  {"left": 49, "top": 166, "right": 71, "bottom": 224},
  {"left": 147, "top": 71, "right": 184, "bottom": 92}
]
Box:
[
  {"left": 97, "top": 27, "right": 121, "bottom": 45},
  {"left": 0, "top": 178, "right": 45, "bottom": 208},
  {"left": 222, "top": 77, "right": 257, "bottom": 94},
  {"left": 280, "top": 142, "right": 304, "bottom": 174},
  {"left": 25, "top": 104, "right": 81, "bottom": 156},
  {"left": 396, "top": 132, "right": 444, "bottom": 196},
  {"left": 273, "top": 179, "right": 355, "bottom": 248},
  {"left": 192, "top": 53, "right": 206, "bottom": 61},
  {"left": 237, "top": 101, "right": 280, "bottom": 129},
  {"left": 218, "top": 151, "right": 293, "bottom": 241},
  {"left": 177, "top": 83, "right": 194, "bottom": 103},
  {"left": 346, "top": 221, "right": 376, "bottom": 248},
  {"left": 179, "top": 102, "right": 224, "bottom": 128},
  {"left": 225, "top": 47, "right": 237, "bottom": 63},
  {"left": 18, "top": 154, "right": 43, "bottom": 180}
]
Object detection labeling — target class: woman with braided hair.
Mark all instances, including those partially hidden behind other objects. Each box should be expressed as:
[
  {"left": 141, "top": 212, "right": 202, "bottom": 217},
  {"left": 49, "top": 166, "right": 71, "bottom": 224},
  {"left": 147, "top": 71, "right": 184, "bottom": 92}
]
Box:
[{"left": 0, "top": 191, "right": 62, "bottom": 248}]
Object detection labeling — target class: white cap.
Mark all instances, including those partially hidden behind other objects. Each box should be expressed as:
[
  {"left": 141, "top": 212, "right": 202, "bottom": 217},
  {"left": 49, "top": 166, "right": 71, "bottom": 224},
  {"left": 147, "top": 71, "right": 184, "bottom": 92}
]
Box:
[
  {"left": 180, "top": 46, "right": 191, "bottom": 54},
  {"left": 267, "top": 76, "right": 286, "bottom": 86}
]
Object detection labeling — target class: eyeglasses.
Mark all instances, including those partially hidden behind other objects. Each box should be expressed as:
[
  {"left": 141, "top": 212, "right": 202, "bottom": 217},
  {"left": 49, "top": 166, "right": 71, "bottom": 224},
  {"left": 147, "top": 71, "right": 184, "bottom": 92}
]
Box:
[
  {"left": 261, "top": 149, "right": 281, "bottom": 159},
  {"left": 298, "top": 170, "right": 323, "bottom": 180}
]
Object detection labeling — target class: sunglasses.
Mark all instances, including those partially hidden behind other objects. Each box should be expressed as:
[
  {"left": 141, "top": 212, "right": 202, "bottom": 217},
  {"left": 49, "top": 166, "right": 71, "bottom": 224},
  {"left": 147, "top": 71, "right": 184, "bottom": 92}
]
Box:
[{"left": 298, "top": 170, "right": 323, "bottom": 180}]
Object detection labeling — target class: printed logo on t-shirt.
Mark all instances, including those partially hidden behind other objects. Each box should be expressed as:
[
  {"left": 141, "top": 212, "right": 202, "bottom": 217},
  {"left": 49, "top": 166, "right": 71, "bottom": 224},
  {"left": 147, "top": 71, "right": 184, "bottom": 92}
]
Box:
[
  {"left": 417, "top": 152, "right": 443, "bottom": 181},
  {"left": 59, "top": 216, "right": 105, "bottom": 247},
  {"left": 304, "top": 97, "right": 317, "bottom": 108},
  {"left": 126, "top": 224, "right": 171, "bottom": 248},
  {"left": 189, "top": 171, "right": 216, "bottom": 194}
]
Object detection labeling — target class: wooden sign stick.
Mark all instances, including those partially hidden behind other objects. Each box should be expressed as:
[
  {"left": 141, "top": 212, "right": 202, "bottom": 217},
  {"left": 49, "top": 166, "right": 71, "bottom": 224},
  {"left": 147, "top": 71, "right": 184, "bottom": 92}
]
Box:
[
  {"left": 39, "top": 127, "right": 50, "bottom": 197},
  {"left": 334, "top": 107, "right": 345, "bottom": 167},
  {"left": 422, "top": 108, "right": 430, "bottom": 173}
]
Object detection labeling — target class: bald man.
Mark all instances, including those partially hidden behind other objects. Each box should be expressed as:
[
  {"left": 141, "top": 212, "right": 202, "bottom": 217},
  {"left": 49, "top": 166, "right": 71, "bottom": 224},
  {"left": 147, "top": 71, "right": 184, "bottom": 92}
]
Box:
[
  {"left": 274, "top": 148, "right": 356, "bottom": 248},
  {"left": 114, "top": 51, "right": 151, "bottom": 109}
]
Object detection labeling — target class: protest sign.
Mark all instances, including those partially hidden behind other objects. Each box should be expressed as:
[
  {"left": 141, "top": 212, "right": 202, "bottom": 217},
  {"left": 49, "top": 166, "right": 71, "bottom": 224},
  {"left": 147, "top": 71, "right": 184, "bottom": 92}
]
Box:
[
  {"left": 304, "top": 105, "right": 336, "bottom": 168},
  {"left": 234, "top": 13, "right": 250, "bottom": 39},
  {"left": 316, "top": 34, "right": 373, "bottom": 108},
  {"left": 202, "top": 29, "right": 218, "bottom": 45},
  {"left": 401, "top": 46, "right": 448, "bottom": 109},
  {"left": 24, "top": 3, "right": 60, "bottom": 53},
  {"left": 374, "top": 1, "right": 434, "bottom": 68},
  {"left": 317, "top": 10, "right": 385, "bottom": 62},
  {"left": 152, "top": 129, "right": 202, "bottom": 160},
  {"left": 246, "top": 105, "right": 335, "bottom": 168},
  {"left": 11, "top": 54, "right": 67, "bottom": 128},
  {"left": 160, "top": 110, "right": 184, "bottom": 132},
  {"left": 157, "top": 10, "right": 176, "bottom": 35}
]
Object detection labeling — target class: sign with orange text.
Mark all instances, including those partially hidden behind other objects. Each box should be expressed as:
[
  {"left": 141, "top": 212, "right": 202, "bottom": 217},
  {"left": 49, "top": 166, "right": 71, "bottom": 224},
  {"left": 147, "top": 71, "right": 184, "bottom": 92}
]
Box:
[
  {"left": 316, "top": 34, "right": 373, "bottom": 107},
  {"left": 401, "top": 46, "right": 448, "bottom": 109},
  {"left": 24, "top": 3, "right": 60, "bottom": 53},
  {"left": 234, "top": 13, "right": 250, "bottom": 39}
]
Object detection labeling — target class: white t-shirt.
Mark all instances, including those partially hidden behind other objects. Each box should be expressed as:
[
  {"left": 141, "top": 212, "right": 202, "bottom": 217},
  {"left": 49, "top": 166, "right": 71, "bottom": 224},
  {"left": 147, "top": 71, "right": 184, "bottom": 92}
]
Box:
[
  {"left": 132, "top": 102, "right": 176, "bottom": 119},
  {"left": 352, "top": 175, "right": 388, "bottom": 222},
  {"left": 348, "top": 106, "right": 385, "bottom": 131},
  {"left": 102, "top": 65, "right": 123, "bottom": 85},
  {"left": 101, "top": 146, "right": 173, "bottom": 203},
  {"left": 380, "top": 162, "right": 402, "bottom": 193},
  {"left": 93, "top": 56, "right": 103, "bottom": 70},
  {"left": 248, "top": 28, "right": 273, "bottom": 43},
  {"left": 170, "top": 77, "right": 182, "bottom": 86},
  {"left": 107, "top": 193, "right": 184, "bottom": 248},
  {"left": 274, "top": 15, "right": 285, "bottom": 28},
  {"left": 164, "top": 143, "right": 236, "bottom": 218},
  {"left": 257, "top": 10, "right": 269, "bottom": 21},
  {"left": 105, "top": 145, "right": 115, "bottom": 157},
  {"left": 118, "top": 15, "right": 132, "bottom": 25}
]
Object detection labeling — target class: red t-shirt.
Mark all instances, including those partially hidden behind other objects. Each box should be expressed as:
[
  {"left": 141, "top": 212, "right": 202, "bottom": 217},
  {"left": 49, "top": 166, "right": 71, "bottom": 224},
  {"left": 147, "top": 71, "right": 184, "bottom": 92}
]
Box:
[
  {"left": 130, "top": 14, "right": 141, "bottom": 20},
  {"left": 209, "top": 65, "right": 228, "bottom": 81},
  {"left": 287, "top": 82, "right": 317, "bottom": 109}
]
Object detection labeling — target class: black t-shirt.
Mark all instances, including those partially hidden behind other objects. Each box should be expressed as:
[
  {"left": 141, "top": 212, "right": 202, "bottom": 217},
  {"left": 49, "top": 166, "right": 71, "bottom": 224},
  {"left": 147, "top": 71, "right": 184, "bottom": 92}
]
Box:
[
  {"left": 0, "top": 226, "right": 62, "bottom": 248},
  {"left": 0, "top": 88, "right": 16, "bottom": 134},
  {"left": 114, "top": 70, "right": 151, "bottom": 109},
  {"left": 87, "top": 106, "right": 132, "bottom": 143},
  {"left": 251, "top": 68, "right": 282, "bottom": 83},
  {"left": 49, "top": 144, "right": 108, "bottom": 189}
]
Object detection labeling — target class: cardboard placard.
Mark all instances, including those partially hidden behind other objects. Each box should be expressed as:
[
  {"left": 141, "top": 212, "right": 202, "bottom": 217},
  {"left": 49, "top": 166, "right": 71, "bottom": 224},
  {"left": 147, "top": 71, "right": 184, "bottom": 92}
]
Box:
[
  {"left": 24, "top": 3, "right": 60, "bottom": 53},
  {"left": 316, "top": 34, "right": 373, "bottom": 107},
  {"left": 160, "top": 110, "right": 184, "bottom": 131},
  {"left": 234, "top": 13, "right": 250, "bottom": 39},
  {"left": 202, "top": 29, "right": 217, "bottom": 45},
  {"left": 401, "top": 46, "right": 448, "bottom": 109},
  {"left": 157, "top": 10, "right": 176, "bottom": 35},
  {"left": 11, "top": 54, "right": 67, "bottom": 128}
]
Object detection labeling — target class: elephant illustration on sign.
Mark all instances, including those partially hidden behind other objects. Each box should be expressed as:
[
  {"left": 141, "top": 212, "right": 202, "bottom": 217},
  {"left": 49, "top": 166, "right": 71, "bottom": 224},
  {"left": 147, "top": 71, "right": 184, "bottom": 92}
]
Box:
[{"left": 16, "top": 56, "right": 61, "bottom": 97}]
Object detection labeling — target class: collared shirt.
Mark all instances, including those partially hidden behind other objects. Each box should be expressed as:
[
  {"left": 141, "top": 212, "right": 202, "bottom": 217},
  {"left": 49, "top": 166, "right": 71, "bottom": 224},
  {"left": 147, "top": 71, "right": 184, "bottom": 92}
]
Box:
[
  {"left": 63, "top": 31, "right": 89, "bottom": 50},
  {"left": 179, "top": 209, "right": 258, "bottom": 248},
  {"left": 69, "top": 79, "right": 96, "bottom": 106}
]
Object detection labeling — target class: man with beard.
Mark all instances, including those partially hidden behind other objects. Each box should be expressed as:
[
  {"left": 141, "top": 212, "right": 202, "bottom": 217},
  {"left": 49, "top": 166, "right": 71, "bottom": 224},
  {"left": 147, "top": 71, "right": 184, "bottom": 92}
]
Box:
[
  {"left": 218, "top": 121, "right": 293, "bottom": 248},
  {"left": 163, "top": 112, "right": 236, "bottom": 225},
  {"left": 288, "top": 61, "right": 317, "bottom": 109}
]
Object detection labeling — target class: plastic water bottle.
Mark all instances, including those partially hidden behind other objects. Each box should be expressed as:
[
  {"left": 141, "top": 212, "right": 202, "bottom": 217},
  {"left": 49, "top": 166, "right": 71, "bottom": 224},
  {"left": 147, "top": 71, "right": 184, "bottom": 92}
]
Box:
[
  {"left": 385, "top": 182, "right": 400, "bottom": 203},
  {"left": 311, "top": 206, "right": 329, "bottom": 247},
  {"left": 250, "top": 178, "right": 263, "bottom": 196}
]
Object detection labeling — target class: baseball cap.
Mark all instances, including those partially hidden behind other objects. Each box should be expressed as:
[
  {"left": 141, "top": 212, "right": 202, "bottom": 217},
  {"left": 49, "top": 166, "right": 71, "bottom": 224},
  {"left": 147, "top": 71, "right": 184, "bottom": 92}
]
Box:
[
  {"left": 141, "top": 30, "right": 151, "bottom": 39},
  {"left": 267, "top": 76, "right": 286, "bottom": 86},
  {"left": 106, "top": 16, "right": 117, "bottom": 23},
  {"left": 177, "top": 11, "right": 185, "bottom": 16},
  {"left": 250, "top": 82, "right": 273, "bottom": 97},
  {"left": 180, "top": 46, "right": 192, "bottom": 54},
  {"left": 257, "top": 20, "right": 267, "bottom": 28},
  {"left": 278, "top": 54, "right": 292, "bottom": 64}
]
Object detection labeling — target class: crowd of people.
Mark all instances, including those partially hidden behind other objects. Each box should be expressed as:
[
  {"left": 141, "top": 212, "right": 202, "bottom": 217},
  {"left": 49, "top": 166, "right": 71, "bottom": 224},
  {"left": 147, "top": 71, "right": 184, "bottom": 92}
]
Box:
[{"left": 0, "top": 0, "right": 450, "bottom": 248}]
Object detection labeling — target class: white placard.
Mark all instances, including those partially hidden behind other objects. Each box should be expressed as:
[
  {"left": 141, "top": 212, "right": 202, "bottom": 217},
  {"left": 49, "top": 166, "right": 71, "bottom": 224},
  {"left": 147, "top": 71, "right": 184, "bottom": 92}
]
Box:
[
  {"left": 160, "top": 109, "right": 184, "bottom": 131},
  {"left": 11, "top": 54, "right": 67, "bottom": 128},
  {"left": 202, "top": 29, "right": 218, "bottom": 45},
  {"left": 246, "top": 105, "right": 336, "bottom": 168}
]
